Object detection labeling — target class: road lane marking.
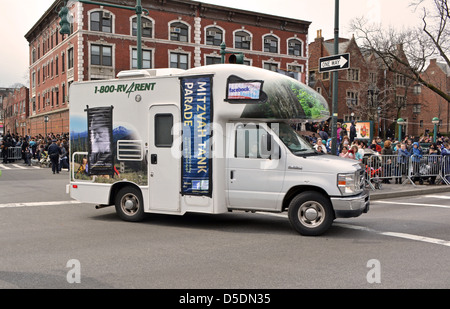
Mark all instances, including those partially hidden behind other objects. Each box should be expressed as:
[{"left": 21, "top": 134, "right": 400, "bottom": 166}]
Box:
[
  {"left": 423, "top": 195, "right": 450, "bottom": 200},
  {"left": 0, "top": 200, "right": 82, "bottom": 208},
  {"left": 257, "top": 212, "right": 450, "bottom": 248},
  {"left": 333, "top": 223, "right": 450, "bottom": 247},
  {"left": 11, "top": 164, "right": 27, "bottom": 169},
  {"left": 375, "top": 200, "right": 450, "bottom": 209},
  {"left": 0, "top": 164, "right": 11, "bottom": 170},
  {"left": 380, "top": 231, "right": 450, "bottom": 247}
]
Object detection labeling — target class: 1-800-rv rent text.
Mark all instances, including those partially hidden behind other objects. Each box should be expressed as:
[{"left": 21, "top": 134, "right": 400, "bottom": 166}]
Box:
[{"left": 68, "top": 64, "right": 369, "bottom": 236}]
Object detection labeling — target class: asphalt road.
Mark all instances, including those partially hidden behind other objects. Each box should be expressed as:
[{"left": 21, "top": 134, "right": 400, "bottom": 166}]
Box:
[{"left": 0, "top": 165, "right": 449, "bottom": 291}]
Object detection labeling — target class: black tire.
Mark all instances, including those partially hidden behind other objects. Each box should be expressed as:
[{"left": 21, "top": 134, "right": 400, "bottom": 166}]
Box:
[
  {"left": 115, "top": 186, "right": 145, "bottom": 222},
  {"left": 288, "top": 191, "right": 334, "bottom": 236}
]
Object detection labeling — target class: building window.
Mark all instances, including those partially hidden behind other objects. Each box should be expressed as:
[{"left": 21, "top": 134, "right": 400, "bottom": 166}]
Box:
[
  {"left": 396, "top": 74, "right": 406, "bottom": 87},
  {"left": 91, "top": 45, "right": 112, "bottom": 66},
  {"left": 206, "top": 56, "right": 221, "bottom": 65},
  {"left": 347, "top": 69, "right": 360, "bottom": 81},
  {"left": 234, "top": 31, "right": 251, "bottom": 50},
  {"left": 288, "top": 39, "right": 302, "bottom": 56},
  {"left": 132, "top": 17, "right": 152, "bottom": 38},
  {"left": 264, "top": 62, "right": 278, "bottom": 71},
  {"left": 206, "top": 27, "right": 223, "bottom": 46},
  {"left": 369, "top": 72, "right": 377, "bottom": 84},
  {"left": 170, "top": 22, "right": 188, "bottom": 42},
  {"left": 413, "top": 104, "right": 421, "bottom": 113},
  {"left": 396, "top": 95, "right": 406, "bottom": 109},
  {"left": 263, "top": 35, "right": 278, "bottom": 53},
  {"left": 68, "top": 48, "right": 74, "bottom": 69},
  {"left": 132, "top": 49, "right": 152, "bottom": 69},
  {"left": 62, "top": 52, "right": 66, "bottom": 73},
  {"left": 346, "top": 91, "right": 359, "bottom": 106},
  {"left": 90, "top": 11, "right": 112, "bottom": 33},
  {"left": 62, "top": 83, "right": 66, "bottom": 104},
  {"left": 55, "top": 56, "right": 59, "bottom": 76},
  {"left": 170, "top": 52, "right": 188, "bottom": 69},
  {"left": 322, "top": 72, "right": 330, "bottom": 80},
  {"left": 288, "top": 64, "right": 303, "bottom": 73}
]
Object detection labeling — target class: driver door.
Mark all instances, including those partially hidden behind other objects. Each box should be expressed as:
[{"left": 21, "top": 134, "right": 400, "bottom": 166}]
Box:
[{"left": 226, "top": 123, "right": 285, "bottom": 210}]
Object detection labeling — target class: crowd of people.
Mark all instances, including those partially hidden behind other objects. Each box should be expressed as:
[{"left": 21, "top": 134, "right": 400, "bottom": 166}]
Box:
[
  {"left": 0, "top": 131, "right": 70, "bottom": 174},
  {"left": 301, "top": 120, "right": 450, "bottom": 184}
]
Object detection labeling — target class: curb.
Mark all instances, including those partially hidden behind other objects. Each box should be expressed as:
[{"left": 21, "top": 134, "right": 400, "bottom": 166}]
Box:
[{"left": 370, "top": 185, "right": 449, "bottom": 200}]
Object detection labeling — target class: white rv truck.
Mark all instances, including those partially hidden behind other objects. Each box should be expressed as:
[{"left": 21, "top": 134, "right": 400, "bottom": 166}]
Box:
[{"left": 68, "top": 64, "right": 369, "bottom": 236}]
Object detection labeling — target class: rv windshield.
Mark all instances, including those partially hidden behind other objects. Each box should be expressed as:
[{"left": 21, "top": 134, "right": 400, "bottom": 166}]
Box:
[{"left": 272, "top": 122, "right": 316, "bottom": 155}]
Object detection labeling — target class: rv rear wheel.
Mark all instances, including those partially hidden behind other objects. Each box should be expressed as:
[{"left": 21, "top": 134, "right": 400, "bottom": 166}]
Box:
[
  {"left": 288, "top": 191, "right": 333, "bottom": 236},
  {"left": 115, "top": 186, "right": 145, "bottom": 222}
]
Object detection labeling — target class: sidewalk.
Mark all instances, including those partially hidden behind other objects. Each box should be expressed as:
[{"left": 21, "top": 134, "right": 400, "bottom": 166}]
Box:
[{"left": 369, "top": 181, "right": 449, "bottom": 200}]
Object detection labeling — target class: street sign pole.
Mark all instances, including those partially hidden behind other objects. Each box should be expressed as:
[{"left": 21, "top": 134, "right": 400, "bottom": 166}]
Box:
[{"left": 331, "top": 0, "right": 339, "bottom": 156}]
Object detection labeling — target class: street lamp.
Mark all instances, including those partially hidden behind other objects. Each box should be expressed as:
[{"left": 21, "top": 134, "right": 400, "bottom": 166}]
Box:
[
  {"left": 432, "top": 117, "right": 439, "bottom": 143},
  {"left": 397, "top": 118, "right": 405, "bottom": 141},
  {"left": 44, "top": 115, "right": 49, "bottom": 142}
]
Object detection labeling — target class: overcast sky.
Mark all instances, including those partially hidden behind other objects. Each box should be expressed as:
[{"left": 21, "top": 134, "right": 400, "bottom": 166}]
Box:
[{"left": 0, "top": 0, "right": 429, "bottom": 87}]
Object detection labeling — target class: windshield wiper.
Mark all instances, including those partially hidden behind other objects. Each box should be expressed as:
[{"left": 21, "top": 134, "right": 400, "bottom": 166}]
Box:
[{"left": 293, "top": 149, "right": 309, "bottom": 154}]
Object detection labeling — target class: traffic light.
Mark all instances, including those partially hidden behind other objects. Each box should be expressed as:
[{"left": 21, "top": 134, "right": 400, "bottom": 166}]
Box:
[
  {"left": 59, "top": 6, "right": 71, "bottom": 35},
  {"left": 229, "top": 53, "right": 244, "bottom": 64}
]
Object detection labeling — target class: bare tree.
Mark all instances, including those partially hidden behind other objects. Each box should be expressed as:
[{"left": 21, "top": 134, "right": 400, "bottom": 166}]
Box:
[{"left": 351, "top": 0, "right": 450, "bottom": 102}]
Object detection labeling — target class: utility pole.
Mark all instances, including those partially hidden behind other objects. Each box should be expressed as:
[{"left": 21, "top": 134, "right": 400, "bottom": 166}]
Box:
[
  {"left": 59, "top": 0, "right": 147, "bottom": 69},
  {"left": 331, "top": 0, "right": 339, "bottom": 155}
]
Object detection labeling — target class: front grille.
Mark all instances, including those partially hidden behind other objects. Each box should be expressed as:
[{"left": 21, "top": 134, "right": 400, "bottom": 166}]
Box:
[{"left": 359, "top": 169, "right": 365, "bottom": 190}]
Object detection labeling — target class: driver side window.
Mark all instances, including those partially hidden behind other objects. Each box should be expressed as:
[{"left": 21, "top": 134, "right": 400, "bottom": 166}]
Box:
[{"left": 234, "top": 124, "right": 276, "bottom": 159}]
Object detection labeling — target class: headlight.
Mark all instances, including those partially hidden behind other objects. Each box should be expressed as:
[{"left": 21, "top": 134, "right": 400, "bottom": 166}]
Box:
[{"left": 338, "top": 171, "right": 362, "bottom": 196}]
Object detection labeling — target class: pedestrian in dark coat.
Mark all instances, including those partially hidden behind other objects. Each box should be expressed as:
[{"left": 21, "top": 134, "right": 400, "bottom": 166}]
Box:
[
  {"left": 48, "top": 139, "right": 62, "bottom": 174},
  {"left": 349, "top": 121, "right": 357, "bottom": 143}
]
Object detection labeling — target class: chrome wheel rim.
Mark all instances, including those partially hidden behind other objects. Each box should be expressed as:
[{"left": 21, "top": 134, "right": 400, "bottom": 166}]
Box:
[
  {"left": 121, "top": 193, "right": 140, "bottom": 216},
  {"left": 297, "top": 201, "right": 325, "bottom": 228}
]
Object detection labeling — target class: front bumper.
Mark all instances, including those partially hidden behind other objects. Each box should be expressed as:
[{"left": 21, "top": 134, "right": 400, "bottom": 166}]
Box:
[{"left": 330, "top": 190, "right": 370, "bottom": 218}]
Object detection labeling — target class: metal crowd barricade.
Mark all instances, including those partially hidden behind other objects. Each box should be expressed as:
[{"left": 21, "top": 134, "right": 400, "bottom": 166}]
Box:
[
  {"left": 364, "top": 153, "right": 450, "bottom": 189},
  {"left": 1, "top": 147, "right": 22, "bottom": 161},
  {"left": 364, "top": 154, "right": 409, "bottom": 189},
  {"left": 408, "top": 154, "right": 445, "bottom": 186},
  {"left": 442, "top": 156, "right": 450, "bottom": 185}
]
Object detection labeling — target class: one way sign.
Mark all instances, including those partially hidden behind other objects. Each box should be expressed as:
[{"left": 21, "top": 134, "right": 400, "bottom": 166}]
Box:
[{"left": 318, "top": 53, "right": 350, "bottom": 73}]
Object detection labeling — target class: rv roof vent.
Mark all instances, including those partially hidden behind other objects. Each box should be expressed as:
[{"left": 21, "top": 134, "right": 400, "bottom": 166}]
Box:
[{"left": 117, "top": 68, "right": 185, "bottom": 79}]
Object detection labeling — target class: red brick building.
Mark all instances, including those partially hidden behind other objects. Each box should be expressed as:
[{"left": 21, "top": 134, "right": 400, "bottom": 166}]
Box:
[
  {"left": 417, "top": 59, "right": 450, "bottom": 136},
  {"left": 2, "top": 87, "right": 30, "bottom": 136},
  {"left": 25, "top": 0, "right": 311, "bottom": 136},
  {"left": 0, "top": 88, "right": 15, "bottom": 135},
  {"left": 308, "top": 30, "right": 426, "bottom": 139}
]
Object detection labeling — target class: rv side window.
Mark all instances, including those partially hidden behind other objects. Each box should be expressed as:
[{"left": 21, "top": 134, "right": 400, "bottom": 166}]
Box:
[
  {"left": 155, "top": 114, "right": 173, "bottom": 147},
  {"left": 235, "top": 124, "right": 270, "bottom": 159}
]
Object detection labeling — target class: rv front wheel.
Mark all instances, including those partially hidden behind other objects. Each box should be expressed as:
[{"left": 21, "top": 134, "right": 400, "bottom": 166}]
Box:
[
  {"left": 288, "top": 191, "right": 333, "bottom": 236},
  {"left": 115, "top": 186, "right": 145, "bottom": 222}
]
